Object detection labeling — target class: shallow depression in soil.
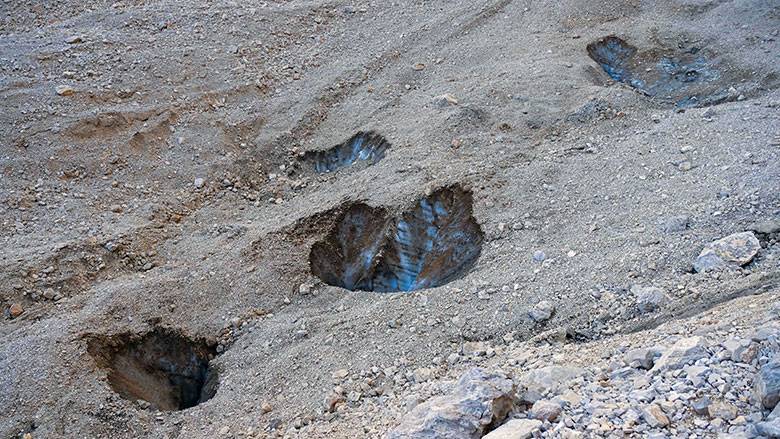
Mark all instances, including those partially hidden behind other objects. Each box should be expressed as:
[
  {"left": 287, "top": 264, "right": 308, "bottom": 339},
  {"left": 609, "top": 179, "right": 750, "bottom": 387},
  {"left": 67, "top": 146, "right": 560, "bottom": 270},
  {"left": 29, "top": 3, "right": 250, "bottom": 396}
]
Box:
[
  {"left": 305, "top": 131, "right": 390, "bottom": 174},
  {"left": 88, "top": 328, "right": 218, "bottom": 411},
  {"left": 587, "top": 35, "right": 727, "bottom": 108},
  {"left": 310, "top": 186, "right": 483, "bottom": 292}
]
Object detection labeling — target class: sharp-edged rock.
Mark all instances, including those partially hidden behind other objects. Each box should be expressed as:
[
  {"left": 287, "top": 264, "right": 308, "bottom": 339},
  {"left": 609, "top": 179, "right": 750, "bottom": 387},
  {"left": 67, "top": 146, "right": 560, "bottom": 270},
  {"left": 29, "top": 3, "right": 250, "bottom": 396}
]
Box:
[{"left": 387, "top": 368, "right": 515, "bottom": 439}]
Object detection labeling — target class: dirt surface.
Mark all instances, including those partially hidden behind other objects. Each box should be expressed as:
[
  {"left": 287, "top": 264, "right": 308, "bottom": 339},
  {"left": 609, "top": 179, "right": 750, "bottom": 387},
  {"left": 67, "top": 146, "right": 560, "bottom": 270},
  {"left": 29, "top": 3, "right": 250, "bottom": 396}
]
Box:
[{"left": 1, "top": 0, "right": 779, "bottom": 438}]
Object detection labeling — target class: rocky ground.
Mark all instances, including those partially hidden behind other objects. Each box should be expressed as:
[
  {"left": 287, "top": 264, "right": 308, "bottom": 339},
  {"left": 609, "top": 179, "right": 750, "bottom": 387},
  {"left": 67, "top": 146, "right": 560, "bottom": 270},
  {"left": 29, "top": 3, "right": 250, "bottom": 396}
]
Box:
[{"left": 1, "top": 0, "right": 779, "bottom": 438}]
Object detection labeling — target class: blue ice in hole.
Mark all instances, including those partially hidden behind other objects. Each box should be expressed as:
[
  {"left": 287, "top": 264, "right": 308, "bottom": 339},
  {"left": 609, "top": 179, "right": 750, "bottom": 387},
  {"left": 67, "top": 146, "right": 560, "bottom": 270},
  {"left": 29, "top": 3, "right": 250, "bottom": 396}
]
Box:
[
  {"left": 309, "top": 187, "right": 483, "bottom": 292},
  {"left": 306, "top": 131, "right": 390, "bottom": 174}
]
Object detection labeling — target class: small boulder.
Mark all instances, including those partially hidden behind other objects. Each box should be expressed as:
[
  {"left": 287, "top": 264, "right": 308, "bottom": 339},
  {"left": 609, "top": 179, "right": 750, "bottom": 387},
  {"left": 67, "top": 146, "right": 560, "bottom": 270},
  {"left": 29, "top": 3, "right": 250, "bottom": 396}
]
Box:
[
  {"left": 642, "top": 404, "right": 670, "bottom": 428},
  {"left": 757, "top": 419, "right": 780, "bottom": 438},
  {"left": 707, "top": 401, "right": 737, "bottom": 421},
  {"left": 625, "top": 347, "right": 662, "bottom": 370},
  {"left": 432, "top": 94, "right": 459, "bottom": 108},
  {"left": 652, "top": 336, "right": 708, "bottom": 371},
  {"left": 323, "top": 393, "right": 345, "bottom": 413},
  {"left": 9, "top": 303, "right": 24, "bottom": 318},
  {"left": 691, "top": 396, "right": 711, "bottom": 415},
  {"left": 387, "top": 368, "right": 515, "bottom": 439},
  {"left": 518, "top": 366, "right": 586, "bottom": 403},
  {"left": 659, "top": 215, "right": 689, "bottom": 233},
  {"left": 631, "top": 285, "right": 669, "bottom": 313},
  {"left": 462, "top": 341, "right": 489, "bottom": 357},
  {"left": 483, "top": 419, "right": 542, "bottom": 439},
  {"left": 748, "top": 219, "right": 780, "bottom": 235},
  {"left": 529, "top": 301, "right": 555, "bottom": 322},
  {"left": 755, "top": 359, "right": 780, "bottom": 409},
  {"left": 530, "top": 399, "right": 562, "bottom": 421},
  {"left": 56, "top": 85, "right": 76, "bottom": 96},
  {"left": 693, "top": 231, "right": 760, "bottom": 273},
  {"left": 722, "top": 338, "right": 757, "bottom": 364}
]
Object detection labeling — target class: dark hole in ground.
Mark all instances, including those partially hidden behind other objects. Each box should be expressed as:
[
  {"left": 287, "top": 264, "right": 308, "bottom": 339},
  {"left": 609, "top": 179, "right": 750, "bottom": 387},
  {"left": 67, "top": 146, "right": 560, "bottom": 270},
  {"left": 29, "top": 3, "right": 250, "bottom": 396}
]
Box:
[
  {"left": 310, "top": 186, "right": 483, "bottom": 292},
  {"left": 87, "top": 328, "right": 218, "bottom": 411},
  {"left": 587, "top": 35, "right": 729, "bottom": 108},
  {"left": 304, "top": 131, "right": 389, "bottom": 174}
]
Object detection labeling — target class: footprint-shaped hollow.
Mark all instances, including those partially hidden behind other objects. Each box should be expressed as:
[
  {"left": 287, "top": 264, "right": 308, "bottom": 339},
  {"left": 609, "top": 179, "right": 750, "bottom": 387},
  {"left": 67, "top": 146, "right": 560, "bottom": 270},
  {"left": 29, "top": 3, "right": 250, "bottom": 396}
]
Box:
[
  {"left": 87, "top": 328, "right": 218, "bottom": 411},
  {"left": 305, "top": 131, "right": 390, "bottom": 174},
  {"left": 310, "top": 186, "right": 483, "bottom": 292}
]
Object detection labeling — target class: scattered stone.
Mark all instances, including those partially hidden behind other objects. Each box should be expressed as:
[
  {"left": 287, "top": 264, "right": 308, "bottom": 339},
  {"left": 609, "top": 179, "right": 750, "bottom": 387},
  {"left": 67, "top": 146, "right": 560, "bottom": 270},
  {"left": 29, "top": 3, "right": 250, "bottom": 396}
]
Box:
[
  {"left": 660, "top": 215, "right": 689, "bottom": 233},
  {"left": 110, "top": 204, "right": 122, "bottom": 213},
  {"left": 693, "top": 232, "right": 761, "bottom": 273},
  {"left": 324, "top": 393, "right": 345, "bottom": 412},
  {"left": 756, "top": 418, "right": 780, "bottom": 438},
  {"left": 462, "top": 341, "right": 489, "bottom": 357},
  {"left": 530, "top": 399, "right": 562, "bottom": 421},
  {"left": 748, "top": 219, "right": 780, "bottom": 235},
  {"left": 432, "top": 94, "right": 458, "bottom": 107},
  {"left": 642, "top": 404, "right": 670, "bottom": 428},
  {"left": 9, "top": 303, "right": 23, "bottom": 318},
  {"left": 260, "top": 402, "right": 273, "bottom": 414},
  {"left": 194, "top": 177, "right": 206, "bottom": 189},
  {"left": 722, "top": 338, "right": 757, "bottom": 363},
  {"left": 483, "top": 419, "right": 542, "bottom": 439},
  {"left": 529, "top": 300, "right": 555, "bottom": 322},
  {"left": 678, "top": 160, "right": 693, "bottom": 171},
  {"left": 691, "top": 396, "right": 711, "bottom": 415},
  {"left": 652, "top": 336, "right": 708, "bottom": 371},
  {"left": 387, "top": 368, "right": 514, "bottom": 439},
  {"left": 631, "top": 285, "right": 669, "bottom": 313},
  {"left": 299, "top": 283, "right": 313, "bottom": 295},
  {"left": 532, "top": 250, "right": 546, "bottom": 263},
  {"left": 518, "top": 366, "right": 585, "bottom": 403},
  {"left": 56, "top": 85, "right": 76, "bottom": 96},
  {"left": 413, "top": 367, "right": 434, "bottom": 383},
  {"left": 625, "top": 347, "right": 661, "bottom": 369},
  {"left": 66, "top": 35, "right": 84, "bottom": 44},
  {"left": 755, "top": 359, "right": 780, "bottom": 409},
  {"left": 708, "top": 401, "right": 737, "bottom": 421},
  {"left": 331, "top": 369, "right": 349, "bottom": 380},
  {"left": 769, "top": 404, "right": 780, "bottom": 421}
]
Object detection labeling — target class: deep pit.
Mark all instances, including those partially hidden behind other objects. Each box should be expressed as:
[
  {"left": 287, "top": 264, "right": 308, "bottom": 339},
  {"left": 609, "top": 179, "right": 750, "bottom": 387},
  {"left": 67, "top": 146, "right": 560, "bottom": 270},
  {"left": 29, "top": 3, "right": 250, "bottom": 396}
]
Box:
[
  {"left": 310, "top": 186, "right": 483, "bottom": 292},
  {"left": 587, "top": 36, "right": 731, "bottom": 107},
  {"left": 87, "top": 328, "right": 218, "bottom": 411},
  {"left": 305, "top": 131, "right": 390, "bottom": 173}
]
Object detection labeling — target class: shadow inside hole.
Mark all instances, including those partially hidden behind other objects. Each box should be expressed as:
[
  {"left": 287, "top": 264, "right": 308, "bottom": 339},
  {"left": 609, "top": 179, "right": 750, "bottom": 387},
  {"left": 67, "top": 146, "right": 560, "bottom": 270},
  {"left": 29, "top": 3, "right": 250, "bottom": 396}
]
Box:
[
  {"left": 87, "top": 328, "right": 218, "bottom": 411},
  {"left": 304, "top": 131, "right": 390, "bottom": 174},
  {"left": 587, "top": 35, "right": 726, "bottom": 108},
  {"left": 310, "top": 186, "right": 483, "bottom": 292}
]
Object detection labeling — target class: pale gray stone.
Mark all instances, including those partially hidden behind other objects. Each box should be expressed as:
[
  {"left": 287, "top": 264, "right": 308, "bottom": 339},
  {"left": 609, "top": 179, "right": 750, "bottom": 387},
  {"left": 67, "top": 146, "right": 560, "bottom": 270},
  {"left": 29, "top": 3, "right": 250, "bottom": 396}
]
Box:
[
  {"left": 387, "top": 368, "right": 515, "bottom": 439},
  {"left": 483, "top": 419, "right": 542, "bottom": 439},
  {"left": 652, "top": 336, "right": 708, "bottom": 371}
]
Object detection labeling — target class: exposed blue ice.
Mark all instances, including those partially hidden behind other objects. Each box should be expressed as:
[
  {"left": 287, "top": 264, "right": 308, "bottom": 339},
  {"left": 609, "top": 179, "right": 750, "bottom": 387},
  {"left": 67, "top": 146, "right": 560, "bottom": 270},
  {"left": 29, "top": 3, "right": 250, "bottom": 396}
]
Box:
[
  {"left": 309, "top": 188, "right": 483, "bottom": 293},
  {"left": 309, "top": 132, "right": 390, "bottom": 173},
  {"left": 588, "top": 36, "right": 722, "bottom": 108}
]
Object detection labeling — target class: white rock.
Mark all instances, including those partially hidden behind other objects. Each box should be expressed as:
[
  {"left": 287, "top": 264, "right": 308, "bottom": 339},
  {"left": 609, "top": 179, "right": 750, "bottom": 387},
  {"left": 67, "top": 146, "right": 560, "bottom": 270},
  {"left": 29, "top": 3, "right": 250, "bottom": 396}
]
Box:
[
  {"left": 483, "top": 419, "right": 542, "bottom": 439},
  {"left": 652, "top": 336, "right": 708, "bottom": 371}
]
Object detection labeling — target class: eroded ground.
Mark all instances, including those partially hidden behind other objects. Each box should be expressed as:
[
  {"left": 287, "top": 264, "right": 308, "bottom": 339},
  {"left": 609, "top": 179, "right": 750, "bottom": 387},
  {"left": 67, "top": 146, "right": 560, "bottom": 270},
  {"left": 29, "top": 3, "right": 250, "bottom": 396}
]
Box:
[{"left": 1, "top": 0, "right": 779, "bottom": 438}]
